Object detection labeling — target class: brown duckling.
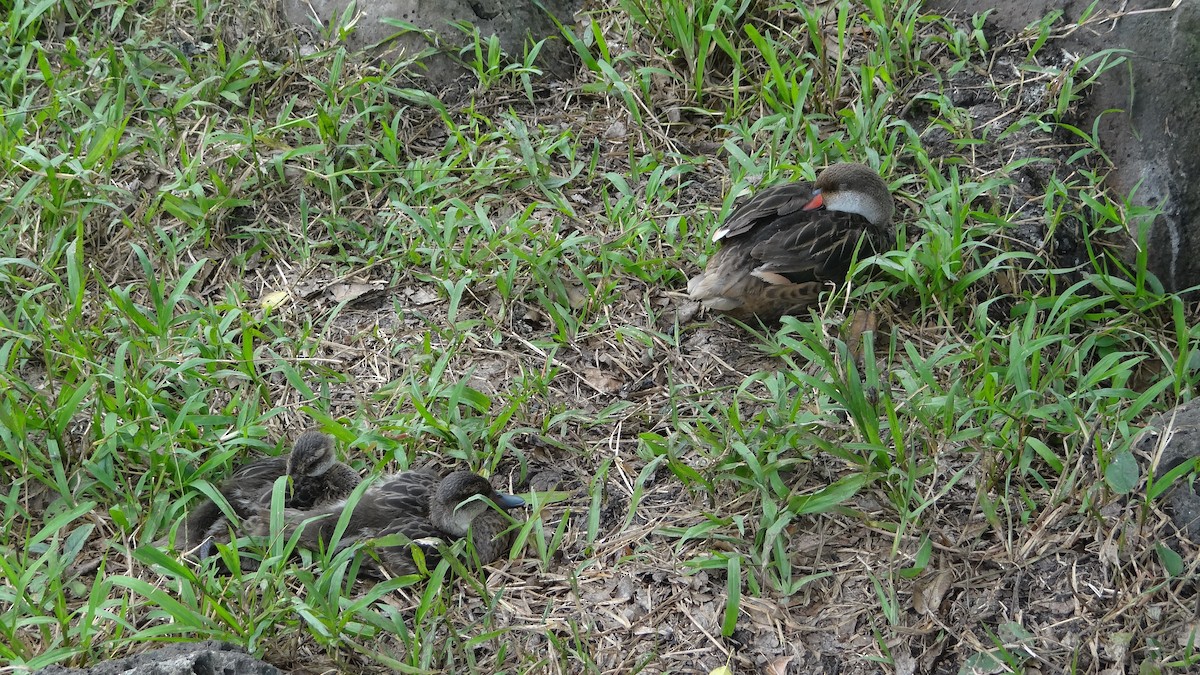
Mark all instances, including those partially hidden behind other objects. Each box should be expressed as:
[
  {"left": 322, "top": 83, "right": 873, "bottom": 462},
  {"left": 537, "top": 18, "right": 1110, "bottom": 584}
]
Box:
[
  {"left": 687, "top": 162, "right": 895, "bottom": 322},
  {"left": 253, "top": 469, "right": 525, "bottom": 577},
  {"left": 179, "top": 430, "right": 359, "bottom": 557},
  {"left": 285, "top": 432, "right": 361, "bottom": 508}
]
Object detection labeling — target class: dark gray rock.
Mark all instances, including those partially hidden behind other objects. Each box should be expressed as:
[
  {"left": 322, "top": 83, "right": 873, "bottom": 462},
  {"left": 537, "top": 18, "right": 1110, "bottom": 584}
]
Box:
[
  {"left": 282, "top": 0, "right": 583, "bottom": 87},
  {"left": 1133, "top": 399, "right": 1200, "bottom": 542},
  {"left": 34, "top": 640, "right": 281, "bottom": 675},
  {"left": 925, "top": 0, "right": 1200, "bottom": 292}
]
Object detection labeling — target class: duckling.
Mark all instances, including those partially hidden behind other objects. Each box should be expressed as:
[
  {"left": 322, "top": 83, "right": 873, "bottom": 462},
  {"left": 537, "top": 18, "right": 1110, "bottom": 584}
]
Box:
[
  {"left": 687, "top": 163, "right": 895, "bottom": 322},
  {"left": 285, "top": 431, "right": 361, "bottom": 508},
  {"left": 253, "top": 469, "right": 525, "bottom": 576},
  {"left": 179, "top": 430, "right": 359, "bottom": 557}
]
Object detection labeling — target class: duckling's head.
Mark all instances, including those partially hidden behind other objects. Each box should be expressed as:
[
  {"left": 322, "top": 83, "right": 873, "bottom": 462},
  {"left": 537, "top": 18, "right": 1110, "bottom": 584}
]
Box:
[
  {"left": 430, "top": 471, "right": 525, "bottom": 537},
  {"left": 803, "top": 163, "right": 894, "bottom": 228},
  {"left": 286, "top": 431, "right": 337, "bottom": 477}
]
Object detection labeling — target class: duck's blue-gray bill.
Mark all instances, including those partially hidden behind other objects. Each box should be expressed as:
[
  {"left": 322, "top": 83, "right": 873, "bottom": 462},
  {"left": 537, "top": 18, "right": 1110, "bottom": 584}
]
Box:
[{"left": 495, "top": 493, "right": 525, "bottom": 509}]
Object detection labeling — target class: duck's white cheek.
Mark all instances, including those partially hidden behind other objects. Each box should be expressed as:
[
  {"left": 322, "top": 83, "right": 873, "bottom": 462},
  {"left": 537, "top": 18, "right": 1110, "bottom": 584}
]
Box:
[{"left": 451, "top": 503, "right": 489, "bottom": 533}]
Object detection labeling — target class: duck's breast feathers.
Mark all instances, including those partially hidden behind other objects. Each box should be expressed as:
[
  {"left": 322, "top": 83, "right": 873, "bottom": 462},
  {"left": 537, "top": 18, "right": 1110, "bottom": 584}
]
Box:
[
  {"left": 712, "top": 181, "right": 815, "bottom": 242},
  {"left": 748, "top": 211, "right": 877, "bottom": 283}
]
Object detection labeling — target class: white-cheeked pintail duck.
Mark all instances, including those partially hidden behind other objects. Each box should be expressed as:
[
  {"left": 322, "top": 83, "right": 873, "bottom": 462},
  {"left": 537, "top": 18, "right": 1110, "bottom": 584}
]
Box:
[{"left": 687, "top": 162, "right": 895, "bottom": 322}]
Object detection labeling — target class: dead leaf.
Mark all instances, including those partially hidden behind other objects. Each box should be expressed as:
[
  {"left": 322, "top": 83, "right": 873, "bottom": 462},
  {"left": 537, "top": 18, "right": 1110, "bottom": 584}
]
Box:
[
  {"left": 563, "top": 280, "right": 587, "bottom": 309},
  {"left": 604, "top": 120, "right": 627, "bottom": 138},
  {"left": 842, "top": 309, "right": 877, "bottom": 366},
  {"left": 709, "top": 667, "right": 733, "bottom": 675},
  {"left": 407, "top": 286, "right": 439, "bottom": 305},
  {"left": 664, "top": 301, "right": 700, "bottom": 327},
  {"left": 893, "top": 652, "right": 918, "bottom": 675},
  {"left": 329, "top": 282, "right": 379, "bottom": 304},
  {"left": 765, "top": 655, "right": 793, "bottom": 675},
  {"left": 294, "top": 279, "right": 324, "bottom": 300},
  {"left": 1177, "top": 621, "right": 1200, "bottom": 647},
  {"left": 260, "top": 290, "right": 289, "bottom": 310},
  {"left": 521, "top": 306, "right": 545, "bottom": 325},
  {"left": 582, "top": 367, "right": 622, "bottom": 394},
  {"left": 913, "top": 569, "right": 953, "bottom": 616}
]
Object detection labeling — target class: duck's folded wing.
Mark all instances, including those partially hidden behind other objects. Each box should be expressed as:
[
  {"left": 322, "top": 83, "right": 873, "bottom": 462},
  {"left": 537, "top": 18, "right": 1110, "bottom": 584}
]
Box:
[
  {"left": 377, "top": 516, "right": 445, "bottom": 542},
  {"left": 715, "top": 182, "right": 814, "bottom": 241},
  {"left": 371, "top": 471, "right": 439, "bottom": 514},
  {"left": 750, "top": 215, "right": 870, "bottom": 283}
]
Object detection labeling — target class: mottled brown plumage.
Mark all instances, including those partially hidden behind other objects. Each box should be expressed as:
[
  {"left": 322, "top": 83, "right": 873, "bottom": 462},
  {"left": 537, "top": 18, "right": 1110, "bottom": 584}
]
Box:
[
  {"left": 687, "top": 163, "right": 894, "bottom": 322},
  {"left": 179, "top": 431, "right": 359, "bottom": 557},
  {"left": 253, "top": 469, "right": 525, "bottom": 577}
]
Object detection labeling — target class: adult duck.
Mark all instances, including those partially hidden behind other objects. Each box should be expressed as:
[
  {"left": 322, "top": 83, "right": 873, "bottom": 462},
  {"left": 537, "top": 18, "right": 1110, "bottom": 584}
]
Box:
[
  {"left": 253, "top": 469, "right": 525, "bottom": 576},
  {"left": 687, "top": 163, "right": 894, "bottom": 322}
]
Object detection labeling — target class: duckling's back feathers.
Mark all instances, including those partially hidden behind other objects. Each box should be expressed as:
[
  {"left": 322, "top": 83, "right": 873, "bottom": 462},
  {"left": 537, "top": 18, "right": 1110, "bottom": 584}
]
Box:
[
  {"left": 292, "top": 462, "right": 360, "bottom": 508},
  {"left": 225, "top": 455, "right": 289, "bottom": 487}
]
